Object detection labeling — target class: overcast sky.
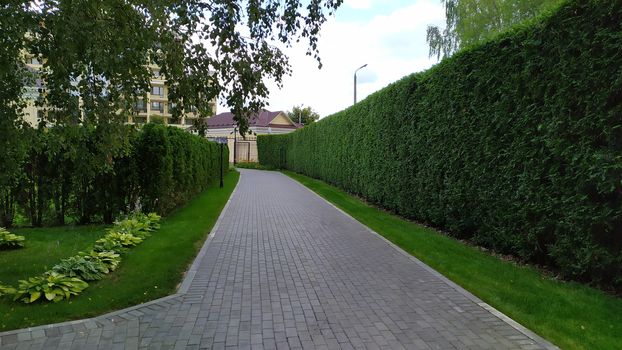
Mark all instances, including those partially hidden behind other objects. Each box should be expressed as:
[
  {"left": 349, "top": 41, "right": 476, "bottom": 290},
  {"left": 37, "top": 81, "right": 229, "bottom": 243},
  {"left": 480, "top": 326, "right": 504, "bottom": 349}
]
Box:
[{"left": 217, "top": 0, "right": 445, "bottom": 118}]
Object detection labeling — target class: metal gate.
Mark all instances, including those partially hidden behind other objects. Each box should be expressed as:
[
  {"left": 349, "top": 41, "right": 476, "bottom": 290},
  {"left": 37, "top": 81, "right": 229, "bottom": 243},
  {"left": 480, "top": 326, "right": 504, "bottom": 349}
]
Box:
[{"left": 233, "top": 136, "right": 258, "bottom": 163}]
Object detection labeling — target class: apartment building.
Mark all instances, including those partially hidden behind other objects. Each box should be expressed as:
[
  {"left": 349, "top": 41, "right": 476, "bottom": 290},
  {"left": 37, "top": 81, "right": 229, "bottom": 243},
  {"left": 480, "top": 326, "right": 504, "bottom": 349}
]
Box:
[{"left": 22, "top": 57, "right": 215, "bottom": 128}]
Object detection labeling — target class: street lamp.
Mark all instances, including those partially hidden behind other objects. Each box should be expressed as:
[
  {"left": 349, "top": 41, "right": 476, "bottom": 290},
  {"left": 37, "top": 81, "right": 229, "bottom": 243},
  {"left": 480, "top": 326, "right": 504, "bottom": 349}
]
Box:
[
  {"left": 354, "top": 64, "right": 368, "bottom": 104},
  {"left": 215, "top": 137, "right": 227, "bottom": 188}
]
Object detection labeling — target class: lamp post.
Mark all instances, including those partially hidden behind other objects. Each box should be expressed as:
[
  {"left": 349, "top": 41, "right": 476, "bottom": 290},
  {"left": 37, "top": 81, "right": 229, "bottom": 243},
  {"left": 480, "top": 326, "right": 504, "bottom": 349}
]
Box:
[
  {"left": 216, "top": 138, "right": 226, "bottom": 188},
  {"left": 232, "top": 126, "right": 238, "bottom": 165},
  {"left": 354, "top": 64, "right": 368, "bottom": 104}
]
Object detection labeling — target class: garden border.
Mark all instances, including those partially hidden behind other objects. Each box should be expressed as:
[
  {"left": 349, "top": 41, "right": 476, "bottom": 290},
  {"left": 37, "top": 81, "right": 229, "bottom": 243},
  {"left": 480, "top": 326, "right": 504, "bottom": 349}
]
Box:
[{"left": 0, "top": 182, "right": 239, "bottom": 344}]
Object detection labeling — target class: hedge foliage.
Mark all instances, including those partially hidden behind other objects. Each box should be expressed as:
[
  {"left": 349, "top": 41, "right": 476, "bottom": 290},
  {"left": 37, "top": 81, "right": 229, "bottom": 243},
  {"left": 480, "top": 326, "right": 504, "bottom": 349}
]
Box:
[
  {"left": 258, "top": 0, "right": 622, "bottom": 288},
  {"left": 0, "top": 123, "right": 228, "bottom": 226},
  {"left": 135, "top": 124, "right": 228, "bottom": 214}
]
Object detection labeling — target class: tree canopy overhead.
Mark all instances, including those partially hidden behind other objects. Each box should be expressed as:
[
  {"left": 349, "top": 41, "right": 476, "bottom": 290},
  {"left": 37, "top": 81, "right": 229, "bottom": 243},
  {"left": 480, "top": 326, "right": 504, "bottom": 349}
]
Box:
[
  {"left": 427, "top": 0, "right": 561, "bottom": 60},
  {"left": 2, "top": 0, "right": 343, "bottom": 134}
]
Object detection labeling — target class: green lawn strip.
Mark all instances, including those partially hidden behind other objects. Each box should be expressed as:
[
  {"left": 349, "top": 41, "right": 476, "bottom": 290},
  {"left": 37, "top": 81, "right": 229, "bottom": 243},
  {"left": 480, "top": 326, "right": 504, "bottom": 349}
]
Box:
[
  {"left": 0, "top": 225, "right": 106, "bottom": 286},
  {"left": 283, "top": 170, "right": 622, "bottom": 350},
  {"left": 0, "top": 170, "right": 239, "bottom": 332}
]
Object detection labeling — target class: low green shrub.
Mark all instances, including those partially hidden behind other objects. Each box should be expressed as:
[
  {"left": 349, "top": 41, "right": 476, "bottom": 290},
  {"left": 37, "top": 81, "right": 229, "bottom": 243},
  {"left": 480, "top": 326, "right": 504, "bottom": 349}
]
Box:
[
  {"left": 80, "top": 250, "right": 121, "bottom": 271},
  {"left": 113, "top": 212, "right": 162, "bottom": 238},
  {"left": 0, "top": 227, "right": 25, "bottom": 249},
  {"left": 258, "top": 0, "right": 622, "bottom": 288},
  {"left": 93, "top": 232, "right": 143, "bottom": 252},
  {"left": 52, "top": 256, "right": 109, "bottom": 281},
  {"left": 110, "top": 219, "right": 151, "bottom": 239},
  {"left": 12, "top": 272, "right": 88, "bottom": 303}
]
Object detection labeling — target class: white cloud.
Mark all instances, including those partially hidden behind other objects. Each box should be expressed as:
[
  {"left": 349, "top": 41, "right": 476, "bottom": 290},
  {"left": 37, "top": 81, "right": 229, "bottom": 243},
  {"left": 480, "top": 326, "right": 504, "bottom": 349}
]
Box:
[
  {"left": 344, "top": 0, "right": 373, "bottom": 10},
  {"left": 217, "top": 0, "right": 445, "bottom": 118}
]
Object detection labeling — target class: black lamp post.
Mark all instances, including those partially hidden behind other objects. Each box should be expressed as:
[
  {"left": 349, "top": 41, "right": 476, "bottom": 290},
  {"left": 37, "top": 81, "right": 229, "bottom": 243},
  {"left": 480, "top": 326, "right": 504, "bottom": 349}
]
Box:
[
  {"left": 219, "top": 142, "right": 224, "bottom": 188},
  {"left": 216, "top": 137, "right": 227, "bottom": 188},
  {"left": 233, "top": 126, "right": 237, "bottom": 165},
  {"left": 354, "top": 63, "right": 368, "bottom": 104}
]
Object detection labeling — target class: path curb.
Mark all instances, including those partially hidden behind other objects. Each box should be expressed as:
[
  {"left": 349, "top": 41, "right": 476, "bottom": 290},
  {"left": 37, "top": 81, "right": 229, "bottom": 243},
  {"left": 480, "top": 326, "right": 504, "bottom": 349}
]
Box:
[{"left": 282, "top": 171, "right": 559, "bottom": 350}]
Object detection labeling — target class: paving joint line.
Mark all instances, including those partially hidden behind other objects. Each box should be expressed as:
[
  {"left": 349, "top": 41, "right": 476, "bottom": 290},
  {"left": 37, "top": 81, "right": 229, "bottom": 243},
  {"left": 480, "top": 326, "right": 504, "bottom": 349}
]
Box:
[{"left": 280, "top": 171, "right": 559, "bottom": 350}]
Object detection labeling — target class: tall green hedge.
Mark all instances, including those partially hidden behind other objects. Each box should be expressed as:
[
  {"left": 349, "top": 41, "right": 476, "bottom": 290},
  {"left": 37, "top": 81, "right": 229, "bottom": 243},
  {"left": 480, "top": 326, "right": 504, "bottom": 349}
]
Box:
[
  {"left": 136, "top": 124, "right": 228, "bottom": 214},
  {"left": 258, "top": 0, "right": 622, "bottom": 288},
  {"left": 0, "top": 123, "right": 228, "bottom": 226}
]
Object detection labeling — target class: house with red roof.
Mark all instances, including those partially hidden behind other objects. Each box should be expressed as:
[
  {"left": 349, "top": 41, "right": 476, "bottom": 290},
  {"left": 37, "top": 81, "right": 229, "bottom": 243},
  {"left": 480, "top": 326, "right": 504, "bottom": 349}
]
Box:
[{"left": 202, "top": 110, "right": 302, "bottom": 163}]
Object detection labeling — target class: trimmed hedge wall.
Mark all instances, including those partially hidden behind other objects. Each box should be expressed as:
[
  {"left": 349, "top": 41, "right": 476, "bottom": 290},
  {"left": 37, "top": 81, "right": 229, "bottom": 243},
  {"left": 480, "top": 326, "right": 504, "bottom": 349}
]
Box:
[
  {"left": 258, "top": 0, "right": 622, "bottom": 287},
  {"left": 1, "top": 123, "right": 228, "bottom": 226},
  {"left": 136, "top": 124, "right": 228, "bottom": 214}
]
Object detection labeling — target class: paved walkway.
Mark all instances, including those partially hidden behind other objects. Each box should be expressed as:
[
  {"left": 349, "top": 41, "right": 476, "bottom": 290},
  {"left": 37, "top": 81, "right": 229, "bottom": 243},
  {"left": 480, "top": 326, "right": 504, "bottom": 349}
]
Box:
[{"left": 0, "top": 170, "right": 556, "bottom": 350}]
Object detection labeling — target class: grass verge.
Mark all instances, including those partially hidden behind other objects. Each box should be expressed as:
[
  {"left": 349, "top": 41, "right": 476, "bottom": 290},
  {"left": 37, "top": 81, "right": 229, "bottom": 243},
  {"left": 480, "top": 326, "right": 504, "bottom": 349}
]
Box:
[
  {"left": 0, "top": 170, "right": 239, "bottom": 332},
  {"left": 284, "top": 170, "right": 622, "bottom": 350}
]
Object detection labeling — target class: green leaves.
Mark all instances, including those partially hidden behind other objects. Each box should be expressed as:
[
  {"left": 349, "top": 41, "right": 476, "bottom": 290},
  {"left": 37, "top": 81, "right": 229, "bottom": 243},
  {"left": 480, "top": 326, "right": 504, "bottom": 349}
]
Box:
[
  {"left": 3, "top": 0, "right": 341, "bottom": 134},
  {"left": 80, "top": 251, "right": 121, "bottom": 272},
  {"left": 0, "top": 227, "right": 25, "bottom": 249},
  {"left": 427, "top": 0, "right": 563, "bottom": 59},
  {"left": 1, "top": 212, "right": 160, "bottom": 303},
  {"left": 94, "top": 232, "right": 143, "bottom": 252},
  {"left": 260, "top": 0, "right": 622, "bottom": 290},
  {"left": 136, "top": 124, "right": 228, "bottom": 215},
  {"left": 286, "top": 105, "right": 320, "bottom": 126},
  {"left": 52, "top": 256, "right": 109, "bottom": 281},
  {"left": 12, "top": 272, "right": 88, "bottom": 304}
]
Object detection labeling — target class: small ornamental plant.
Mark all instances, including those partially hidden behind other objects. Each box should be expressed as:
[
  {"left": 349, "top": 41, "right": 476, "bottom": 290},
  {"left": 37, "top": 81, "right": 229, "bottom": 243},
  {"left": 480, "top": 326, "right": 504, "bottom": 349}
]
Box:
[
  {"left": 12, "top": 272, "right": 89, "bottom": 303},
  {"left": 80, "top": 250, "right": 122, "bottom": 271},
  {"left": 52, "top": 256, "right": 109, "bottom": 281},
  {"left": 0, "top": 228, "right": 25, "bottom": 249},
  {"left": 93, "top": 232, "right": 143, "bottom": 252},
  {"left": 1, "top": 212, "right": 162, "bottom": 304}
]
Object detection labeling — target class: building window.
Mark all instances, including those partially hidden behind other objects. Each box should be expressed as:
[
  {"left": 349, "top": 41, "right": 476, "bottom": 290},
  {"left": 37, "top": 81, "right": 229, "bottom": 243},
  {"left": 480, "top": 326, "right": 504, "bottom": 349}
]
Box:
[
  {"left": 151, "top": 86, "right": 164, "bottom": 96},
  {"left": 27, "top": 57, "right": 40, "bottom": 65},
  {"left": 151, "top": 101, "right": 163, "bottom": 113},
  {"left": 153, "top": 70, "right": 160, "bottom": 77},
  {"left": 185, "top": 118, "right": 195, "bottom": 126},
  {"left": 134, "top": 100, "right": 147, "bottom": 112}
]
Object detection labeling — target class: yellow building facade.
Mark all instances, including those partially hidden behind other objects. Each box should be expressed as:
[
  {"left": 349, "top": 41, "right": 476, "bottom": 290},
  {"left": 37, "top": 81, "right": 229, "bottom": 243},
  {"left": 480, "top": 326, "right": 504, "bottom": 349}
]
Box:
[{"left": 22, "top": 57, "right": 215, "bottom": 128}]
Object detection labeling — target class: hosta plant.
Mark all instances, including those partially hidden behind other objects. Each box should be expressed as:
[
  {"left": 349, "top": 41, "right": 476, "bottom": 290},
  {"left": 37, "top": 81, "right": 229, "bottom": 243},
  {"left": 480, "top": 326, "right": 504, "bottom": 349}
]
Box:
[
  {"left": 81, "top": 250, "right": 121, "bottom": 271},
  {"left": 0, "top": 283, "right": 16, "bottom": 298},
  {"left": 0, "top": 228, "right": 25, "bottom": 249},
  {"left": 93, "top": 232, "right": 143, "bottom": 252},
  {"left": 112, "top": 218, "right": 151, "bottom": 238},
  {"left": 13, "top": 272, "right": 88, "bottom": 303},
  {"left": 135, "top": 212, "right": 161, "bottom": 231},
  {"left": 52, "top": 256, "right": 108, "bottom": 281}
]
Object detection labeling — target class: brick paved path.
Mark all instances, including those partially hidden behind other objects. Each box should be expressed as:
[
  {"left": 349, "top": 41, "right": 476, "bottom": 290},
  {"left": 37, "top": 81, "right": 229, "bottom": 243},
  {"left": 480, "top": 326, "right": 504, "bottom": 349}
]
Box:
[{"left": 0, "top": 170, "right": 556, "bottom": 350}]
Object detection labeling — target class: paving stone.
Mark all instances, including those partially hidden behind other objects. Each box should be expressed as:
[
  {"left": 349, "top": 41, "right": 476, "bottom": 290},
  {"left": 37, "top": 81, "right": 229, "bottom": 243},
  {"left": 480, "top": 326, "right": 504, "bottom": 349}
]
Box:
[{"left": 0, "top": 170, "right": 556, "bottom": 350}]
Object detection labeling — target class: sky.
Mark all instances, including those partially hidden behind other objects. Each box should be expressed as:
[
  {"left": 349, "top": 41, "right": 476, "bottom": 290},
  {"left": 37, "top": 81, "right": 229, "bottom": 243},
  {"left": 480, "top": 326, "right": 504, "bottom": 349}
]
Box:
[{"left": 217, "top": 0, "right": 446, "bottom": 118}]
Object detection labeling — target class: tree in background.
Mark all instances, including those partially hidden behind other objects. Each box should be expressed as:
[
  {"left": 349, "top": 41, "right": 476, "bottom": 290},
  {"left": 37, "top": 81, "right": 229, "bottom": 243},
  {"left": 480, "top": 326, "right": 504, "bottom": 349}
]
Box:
[
  {"left": 0, "top": 2, "right": 33, "bottom": 227},
  {"left": 427, "top": 0, "right": 561, "bottom": 60},
  {"left": 2, "top": 0, "right": 343, "bottom": 135},
  {"left": 287, "top": 105, "right": 320, "bottom": 126}
]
